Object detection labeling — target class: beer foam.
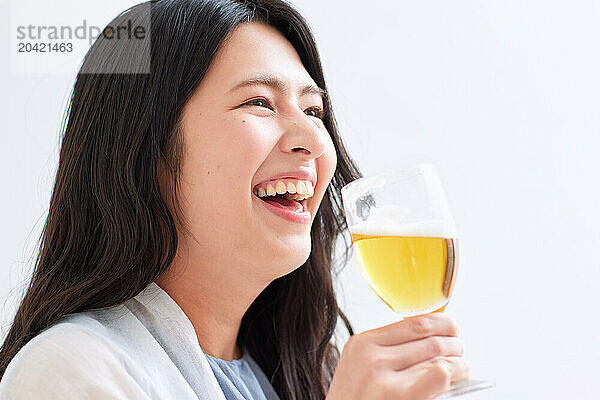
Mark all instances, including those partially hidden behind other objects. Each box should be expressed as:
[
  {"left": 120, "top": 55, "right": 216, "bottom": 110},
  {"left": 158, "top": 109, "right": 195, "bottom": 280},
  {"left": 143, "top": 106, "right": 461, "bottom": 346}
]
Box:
[{"left": 350, "top": 217, "right": 455, "bottom": 238}]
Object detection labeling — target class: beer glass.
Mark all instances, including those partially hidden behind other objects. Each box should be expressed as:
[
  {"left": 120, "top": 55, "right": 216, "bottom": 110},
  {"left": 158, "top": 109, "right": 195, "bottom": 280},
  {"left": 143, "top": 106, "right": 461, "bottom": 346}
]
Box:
[{"left": 341, "top": 163, "right": 493, "bottom": 398}]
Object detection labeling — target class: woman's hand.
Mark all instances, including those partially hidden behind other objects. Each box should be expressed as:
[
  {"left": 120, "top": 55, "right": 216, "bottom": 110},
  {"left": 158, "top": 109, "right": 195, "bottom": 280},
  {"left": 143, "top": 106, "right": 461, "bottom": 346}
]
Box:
[{"left": 326, "top": 313, "right": 469, "bottom": 400}]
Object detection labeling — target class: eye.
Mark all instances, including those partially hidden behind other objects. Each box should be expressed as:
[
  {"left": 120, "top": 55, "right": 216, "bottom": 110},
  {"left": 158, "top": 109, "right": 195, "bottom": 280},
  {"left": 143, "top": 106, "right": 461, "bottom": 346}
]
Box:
[
  {"left": 305, "top": 106, "right": 325, "bottom": 120},
  {"left": 241, "top": 98, "right": 325, "bottom": 120},
  {"left": 242, "top": 97, "right": 273, "bottom": 109}
]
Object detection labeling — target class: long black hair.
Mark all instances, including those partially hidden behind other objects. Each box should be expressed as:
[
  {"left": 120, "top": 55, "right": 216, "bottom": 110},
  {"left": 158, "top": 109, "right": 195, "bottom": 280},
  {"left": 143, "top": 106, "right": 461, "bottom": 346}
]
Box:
[{"left": 0, "top": 1, "right": 362, "bottom": 398}]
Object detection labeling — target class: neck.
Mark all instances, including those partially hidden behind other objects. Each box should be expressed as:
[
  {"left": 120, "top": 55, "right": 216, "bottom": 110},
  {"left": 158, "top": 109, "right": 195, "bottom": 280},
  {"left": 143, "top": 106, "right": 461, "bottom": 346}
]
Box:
[{"left": 154, "top": 251, "right": 271, "bottom": 361}]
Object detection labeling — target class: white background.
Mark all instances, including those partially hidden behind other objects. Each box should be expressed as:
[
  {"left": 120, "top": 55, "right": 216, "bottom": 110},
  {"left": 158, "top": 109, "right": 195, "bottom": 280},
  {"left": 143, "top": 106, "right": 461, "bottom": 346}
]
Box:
[{"left": 2, "top": 1, "right": 599, "bottom": 399}]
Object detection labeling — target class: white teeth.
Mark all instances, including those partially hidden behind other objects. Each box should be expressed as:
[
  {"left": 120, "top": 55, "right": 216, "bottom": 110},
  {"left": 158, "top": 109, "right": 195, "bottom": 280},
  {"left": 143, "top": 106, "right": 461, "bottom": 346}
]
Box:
[
  {"left": 256, "top": 179, "right": 314, "bottom": 200},
  {"left": 286, "top": 182, "right": 296, "bottom": 194},
  {"left": 296, "top": 180, "right": 307, "bottom": 195},
  {"left": 275, "top": 181, "right": 287, "bottom": 194}
]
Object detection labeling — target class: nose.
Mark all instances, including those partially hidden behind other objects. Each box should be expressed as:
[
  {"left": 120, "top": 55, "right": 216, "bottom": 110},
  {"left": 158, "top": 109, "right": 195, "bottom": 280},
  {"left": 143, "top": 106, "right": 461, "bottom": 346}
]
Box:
[{"left": 278, "top": 110, "right": 327, "bottom": 160}]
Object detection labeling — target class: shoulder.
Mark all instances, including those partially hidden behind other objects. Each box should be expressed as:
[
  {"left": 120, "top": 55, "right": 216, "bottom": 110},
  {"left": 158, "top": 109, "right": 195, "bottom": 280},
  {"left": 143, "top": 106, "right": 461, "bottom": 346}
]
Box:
[{"left": 0, "top": 314, "right": 150, "bottom": 399}]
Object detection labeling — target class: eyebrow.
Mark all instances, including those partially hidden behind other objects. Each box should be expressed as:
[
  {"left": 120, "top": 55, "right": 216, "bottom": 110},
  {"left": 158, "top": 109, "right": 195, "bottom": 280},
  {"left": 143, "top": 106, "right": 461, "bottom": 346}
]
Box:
[{"left": 227, "top": 74, "right": 327, "bottom": 99}]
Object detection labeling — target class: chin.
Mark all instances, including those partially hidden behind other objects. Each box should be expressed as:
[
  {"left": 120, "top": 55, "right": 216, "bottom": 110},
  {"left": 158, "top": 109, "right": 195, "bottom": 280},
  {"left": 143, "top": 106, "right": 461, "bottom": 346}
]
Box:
[{"left": 270, "top": 245, "right": 312, "bottom": 279}]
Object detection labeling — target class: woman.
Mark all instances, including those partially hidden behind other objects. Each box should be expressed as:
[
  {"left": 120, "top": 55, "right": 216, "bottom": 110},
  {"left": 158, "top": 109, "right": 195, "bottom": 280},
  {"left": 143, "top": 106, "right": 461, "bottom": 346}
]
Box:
[{"left": 0, "top": 0, "right": 468, "bottom": 399}]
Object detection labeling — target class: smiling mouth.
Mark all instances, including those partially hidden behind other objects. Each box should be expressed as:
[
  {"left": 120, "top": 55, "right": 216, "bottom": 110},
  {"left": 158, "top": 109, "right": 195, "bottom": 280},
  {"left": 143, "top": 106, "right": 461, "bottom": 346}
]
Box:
[
  {"left": 252, "top": 178, "right": 315, "bottom": 223},
  {"left": 252, "top": 180, "right": 315, "bottom": 208}
]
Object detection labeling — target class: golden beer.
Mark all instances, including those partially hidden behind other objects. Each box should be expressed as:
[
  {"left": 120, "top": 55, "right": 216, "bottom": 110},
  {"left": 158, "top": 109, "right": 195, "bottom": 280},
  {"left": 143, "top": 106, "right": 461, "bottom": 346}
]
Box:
[{"left": 350, "top": 233, "right": 458, "bottom": 315}]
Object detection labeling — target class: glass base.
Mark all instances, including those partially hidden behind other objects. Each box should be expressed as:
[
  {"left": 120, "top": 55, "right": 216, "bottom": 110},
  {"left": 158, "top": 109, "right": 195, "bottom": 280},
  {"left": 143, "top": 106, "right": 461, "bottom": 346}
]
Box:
[{"left": 433, "top": 379, "right": 495, "bottom": 399}]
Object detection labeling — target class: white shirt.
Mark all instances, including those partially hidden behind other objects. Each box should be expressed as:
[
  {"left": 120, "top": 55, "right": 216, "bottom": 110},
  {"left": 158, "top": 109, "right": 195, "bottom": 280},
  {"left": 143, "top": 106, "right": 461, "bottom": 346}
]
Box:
[{"left": 0, "top": 282, "right": 251, "bottom": 399}]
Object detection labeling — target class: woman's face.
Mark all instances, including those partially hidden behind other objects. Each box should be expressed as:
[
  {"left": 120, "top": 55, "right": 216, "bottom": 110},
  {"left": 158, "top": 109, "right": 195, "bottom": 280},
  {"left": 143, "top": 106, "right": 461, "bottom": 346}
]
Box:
[{"left": 172, "top": 22, "right": 337, "bottom": 281}]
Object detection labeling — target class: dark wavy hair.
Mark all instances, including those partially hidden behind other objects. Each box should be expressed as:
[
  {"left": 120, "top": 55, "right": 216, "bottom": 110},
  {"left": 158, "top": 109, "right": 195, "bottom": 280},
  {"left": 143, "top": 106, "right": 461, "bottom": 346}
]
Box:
[{"left": 0, "top": 1, "right": 362, "bottom": 398}]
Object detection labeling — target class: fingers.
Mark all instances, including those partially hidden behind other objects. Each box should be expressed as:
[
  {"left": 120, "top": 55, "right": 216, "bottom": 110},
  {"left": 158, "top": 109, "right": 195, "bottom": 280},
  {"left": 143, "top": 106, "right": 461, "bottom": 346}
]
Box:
[
  {"left": 367, "top": 313, "right": 459, "bottom": 346},
  {"left": 332, "top": 315, "right": 469, "bottom": 400},
  {"left": 380, "top": 336, "right": 464, "bottom": 371},
  {"left": 402, "top": 356, "right": 470, "bottom": 399}
]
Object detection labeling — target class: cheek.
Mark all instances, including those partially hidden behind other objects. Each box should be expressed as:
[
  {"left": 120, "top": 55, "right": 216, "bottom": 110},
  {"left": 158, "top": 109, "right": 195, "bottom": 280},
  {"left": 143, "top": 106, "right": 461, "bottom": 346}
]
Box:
[
  {"left": 221, "top": 116, "right": 275, "bottom": 168},
  {"left": 326, "top": 139, "right": 338, "bottom": 178},
  {"left": 189, "top": 116, "right": 274, "bottom": 179},
  {"left": 317, "top": 137, "right": 338, "bottom": 194},
  {"left": 179, "top": 117, "right": 273, "bottom": 221}
]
